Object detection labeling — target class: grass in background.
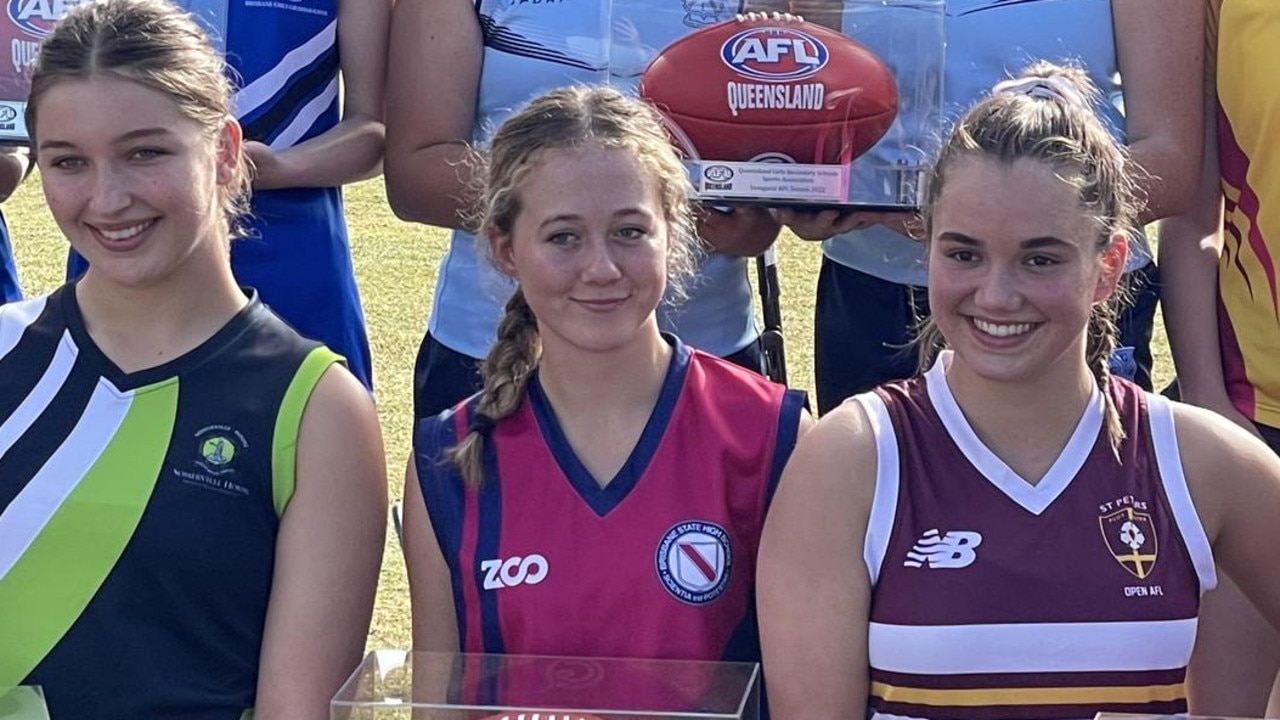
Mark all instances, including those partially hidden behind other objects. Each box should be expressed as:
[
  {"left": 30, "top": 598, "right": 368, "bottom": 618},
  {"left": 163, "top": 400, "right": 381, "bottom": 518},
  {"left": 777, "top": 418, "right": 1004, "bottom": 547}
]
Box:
[{"left": 6, "top": 174, "right": 1171, "bottom": 651}]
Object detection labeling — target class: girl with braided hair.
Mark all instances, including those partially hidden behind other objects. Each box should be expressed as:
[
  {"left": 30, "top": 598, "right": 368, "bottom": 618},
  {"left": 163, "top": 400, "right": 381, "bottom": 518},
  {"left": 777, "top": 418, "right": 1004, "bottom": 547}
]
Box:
[
  {"left": 757, "top": 63, "right": 1280, "bottom": 720},
  {"left": 403, "top": 86, "right": 809, "bottom": 663}
]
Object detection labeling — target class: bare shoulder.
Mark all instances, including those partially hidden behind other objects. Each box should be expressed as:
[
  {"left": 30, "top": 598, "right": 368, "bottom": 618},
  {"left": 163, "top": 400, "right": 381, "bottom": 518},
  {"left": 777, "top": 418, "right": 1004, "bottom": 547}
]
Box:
[
  {"left": 778, "top": 396, "right": 880, "bottom": 510},
  {"left": 1167, "top": 401, "right": 1280, "bottom": 538},
  {"left": 295, "top": 365, "right": 385, "bottom": 494},
  {"left": 300, "top": 365, "right": 379, "bottom": 436},
  {"left": 1168, "top": 400, "right": 1271, "bottom": 471}
]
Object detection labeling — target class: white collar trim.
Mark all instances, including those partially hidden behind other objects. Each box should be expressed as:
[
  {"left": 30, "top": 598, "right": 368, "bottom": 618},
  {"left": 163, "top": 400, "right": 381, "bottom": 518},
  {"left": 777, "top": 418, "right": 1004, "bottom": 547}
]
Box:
[{"left": 923, "top": 350, "right": 1105, "bottom": 515}]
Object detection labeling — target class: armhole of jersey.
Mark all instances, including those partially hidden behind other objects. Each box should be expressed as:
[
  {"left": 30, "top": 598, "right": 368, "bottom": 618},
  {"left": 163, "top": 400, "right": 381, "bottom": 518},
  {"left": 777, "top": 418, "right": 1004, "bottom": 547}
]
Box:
[
  {"left": 270, "top": 347, "right": 343, "bottom": 518},
  {"left": 765, "top": 389, "right": 809, "bottom": 510},
  {"left": 853, "top": 391, "right": 899, "bottom": 587},
  {"left": 1147, "top": 393, "right": 1218, "bottom": 593}
]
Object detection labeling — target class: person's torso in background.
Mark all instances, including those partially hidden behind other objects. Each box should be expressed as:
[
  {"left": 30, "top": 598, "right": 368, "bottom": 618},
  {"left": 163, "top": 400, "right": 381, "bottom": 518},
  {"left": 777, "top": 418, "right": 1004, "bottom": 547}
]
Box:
[
  {"left": 823, "top": 0, "right": 1132, "bottom": 286},
  {"left": 1210, "top": 0, "right": 1280, "bottom": 428},
  {"left": 430, "top": 1, "right": 756, "bottom": 359}
]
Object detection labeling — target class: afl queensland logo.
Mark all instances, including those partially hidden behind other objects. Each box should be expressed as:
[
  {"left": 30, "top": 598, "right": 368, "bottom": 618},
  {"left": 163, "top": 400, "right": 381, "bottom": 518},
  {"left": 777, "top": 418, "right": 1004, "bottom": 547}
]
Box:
[
  {"left": 655, "top": 521, "right": 732, "bottom": 604},
  {"left": 7, "top": 0, "right": 91, "bottom": 39},
  {"left": 720, "top": 27, "right": 828, "bottom": 82}
]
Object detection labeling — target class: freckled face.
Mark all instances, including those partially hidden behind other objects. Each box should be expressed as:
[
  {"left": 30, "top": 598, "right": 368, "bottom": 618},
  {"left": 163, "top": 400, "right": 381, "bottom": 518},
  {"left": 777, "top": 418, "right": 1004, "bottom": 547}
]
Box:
[
  {"left": 491, "top": 145, "right": 670, "bottom": 356},
  {"left": 35, "top": 76, "right": 239, "bottom": 290},
  {"left": 927, "top": 156, "right": 1125, "bottom": 385}
]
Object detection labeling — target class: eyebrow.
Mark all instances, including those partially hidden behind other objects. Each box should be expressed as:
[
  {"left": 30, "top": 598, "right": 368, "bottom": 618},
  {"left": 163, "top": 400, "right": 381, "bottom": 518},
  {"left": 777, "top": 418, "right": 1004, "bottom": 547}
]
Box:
[
  {"left": 38, "top": 127, "right": 175, "bottom": 152},
  {"left": 935, "top": 231, "right": 1072, "bottom": 249},
  {"left": 536, "top": 207, "right": 654, "bottom": 230}
]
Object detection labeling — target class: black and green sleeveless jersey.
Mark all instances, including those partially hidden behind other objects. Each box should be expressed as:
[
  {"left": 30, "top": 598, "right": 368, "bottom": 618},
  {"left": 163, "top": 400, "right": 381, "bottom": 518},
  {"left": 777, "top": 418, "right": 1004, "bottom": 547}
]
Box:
[{"left": 0, "top": 283, "right": 341, "bottom": 720}]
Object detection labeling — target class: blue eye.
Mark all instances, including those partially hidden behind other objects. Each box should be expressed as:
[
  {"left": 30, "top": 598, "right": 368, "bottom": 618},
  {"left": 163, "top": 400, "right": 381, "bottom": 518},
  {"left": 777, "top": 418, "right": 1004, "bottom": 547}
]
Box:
[
  {"left": 131, "top": 148, "right": 167, "bottom": 161},
  {"left": 547, "top": 231, "right": 577, "bottom": 246},
  {"left": 48, "top": 156, "right": 86, "bottom": 171},
  {"left": 616, "top": 226, "right": 647, "bottom": 241}
]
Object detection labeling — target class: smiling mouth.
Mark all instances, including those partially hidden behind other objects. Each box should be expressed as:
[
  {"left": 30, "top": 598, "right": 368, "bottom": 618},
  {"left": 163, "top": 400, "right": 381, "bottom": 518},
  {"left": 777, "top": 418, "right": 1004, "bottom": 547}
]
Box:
[
  {"left": 95, "top": 220, "right": 155, "bottom": 241},
  {"left": 972, "top": 318, "right": 1036, "bottom": 337}
]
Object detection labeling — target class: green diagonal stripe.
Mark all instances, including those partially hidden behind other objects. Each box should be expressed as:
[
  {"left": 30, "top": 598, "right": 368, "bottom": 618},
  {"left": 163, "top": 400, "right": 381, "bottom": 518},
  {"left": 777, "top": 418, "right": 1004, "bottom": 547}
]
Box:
[
  {"left": 0, "top": 379, "right": 179, "bottom": 689},
  {"left": 271, "top": 348, "right": 341, "bottom": 517}
]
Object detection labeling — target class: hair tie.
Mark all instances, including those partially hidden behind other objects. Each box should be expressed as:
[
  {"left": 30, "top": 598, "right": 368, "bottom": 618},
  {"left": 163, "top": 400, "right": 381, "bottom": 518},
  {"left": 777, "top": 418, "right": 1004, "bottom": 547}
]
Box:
[
  {"left": 468, "top": 412, "right": 496, "bottom": 437},
  {"left": 992, "top": 74, "right": 1125, "bottom": 169},
  {"left": 993, "top": 75, "right": 1089, "bottom": 110}
]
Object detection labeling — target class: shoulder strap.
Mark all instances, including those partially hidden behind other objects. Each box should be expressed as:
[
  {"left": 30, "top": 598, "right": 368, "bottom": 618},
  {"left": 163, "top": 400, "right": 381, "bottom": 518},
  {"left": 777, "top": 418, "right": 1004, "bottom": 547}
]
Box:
[
  {"left": 854, "top": 391, "right": 900, "bottom": 587},
  {"left": 269, "top": 347, "right": 342, "bottom": 517},
  {"left": 1146, "top": 393, "right": 1217, "bottom": 593}
]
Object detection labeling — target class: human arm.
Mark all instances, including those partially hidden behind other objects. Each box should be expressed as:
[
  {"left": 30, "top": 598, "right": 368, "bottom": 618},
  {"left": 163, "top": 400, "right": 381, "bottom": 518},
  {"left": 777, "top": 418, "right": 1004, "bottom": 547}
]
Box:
[
  {"left": 253, "top": 366, "right": 387, "bottom": 720},
  {"left": 773, "top": 207, "right": 919, "bottom": 241},
  {"left": 383, "top": 0, "right": 482, "bottom": 227},
  {"left": 404, "top": 458, "right": 462, "bottom": 651},
  {"left": 1113, "top": 0, "right": 1203, "bottom": 222},
  {"left": 1152, "top": 60, "right": 1257, "bottom": 433},
  {"left": 246, "top": 0, "right": 390, "bottom": 190},
  {"left": 0, "top": 146, "right": 30, "bottom": 202},
  {"left": 757, "top": 401, "right": 875, "bottom": 720},
  {"left": 1178, "top": 403, "right": 1280, "bottom": 626}
]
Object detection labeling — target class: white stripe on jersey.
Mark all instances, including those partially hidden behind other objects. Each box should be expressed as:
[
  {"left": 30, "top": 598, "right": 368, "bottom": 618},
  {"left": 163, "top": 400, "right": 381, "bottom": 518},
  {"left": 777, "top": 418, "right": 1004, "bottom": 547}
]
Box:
[
  {"left": 856, "top": 391, "right": 900, "bottom": 586},
  {"left": 268, "top": 76, "right": 338, "bottom": 150},
  {"left": 0, "top": 378, "right": 133, "bottom": 582},
  {"left": 1147, "top": 395, "right": 1217, "bottom": 593},
  {"left": 0, "top": 295, "right": 48, "bottom": 362},
  {"left": 0, "top": 330, "right": 78, "bottom": 459},
  {"left": 232, "top": 19, "right": 337, "bottom": 124},
  {"left": 869, "top": 618, "right": 1197, "bottom": 674}
]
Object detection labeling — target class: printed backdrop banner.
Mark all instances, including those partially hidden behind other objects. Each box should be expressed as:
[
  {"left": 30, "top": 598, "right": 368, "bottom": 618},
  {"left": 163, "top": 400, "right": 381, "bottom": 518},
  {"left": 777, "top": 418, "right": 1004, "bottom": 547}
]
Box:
[{"left": 0, "top": 0, "right": 227, "bottom": 143}]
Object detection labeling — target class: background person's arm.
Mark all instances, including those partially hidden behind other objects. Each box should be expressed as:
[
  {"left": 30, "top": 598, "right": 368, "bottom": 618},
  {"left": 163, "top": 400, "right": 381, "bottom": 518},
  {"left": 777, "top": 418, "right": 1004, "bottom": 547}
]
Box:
[
  {"left": 1113, "top": 0, "right": 1204, "bottom": 223},
  {"left": 384, "top": 0, "right": 482, "bottom": 228},
  {"left": 246, "top": 0, "right": 390, "bottom": 190}
]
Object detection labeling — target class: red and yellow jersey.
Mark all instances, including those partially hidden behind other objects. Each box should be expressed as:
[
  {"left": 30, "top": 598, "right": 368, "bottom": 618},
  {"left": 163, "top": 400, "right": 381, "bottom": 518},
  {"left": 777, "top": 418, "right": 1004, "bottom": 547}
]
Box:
[{"left": 1211, "top": 0, "right": 1280, "bottom": 426}]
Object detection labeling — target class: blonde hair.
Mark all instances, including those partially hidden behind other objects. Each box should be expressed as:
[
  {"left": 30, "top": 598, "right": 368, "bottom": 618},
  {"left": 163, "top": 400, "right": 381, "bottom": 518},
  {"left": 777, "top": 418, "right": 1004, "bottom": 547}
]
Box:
[
  {"left": 447, "top": 85, "right": 701, "bottom": 488},
  {"left": 916, "top": 61, "right": 1140, "bottom": 456},
  {"left": 26, "top": 0, "right": 250, "bottom": 238}
]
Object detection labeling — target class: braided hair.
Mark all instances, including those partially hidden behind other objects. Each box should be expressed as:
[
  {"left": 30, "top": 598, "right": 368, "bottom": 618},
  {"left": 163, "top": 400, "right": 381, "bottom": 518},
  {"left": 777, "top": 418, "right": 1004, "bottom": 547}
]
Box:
[{"left": 446, "top": 85, "right": 701, "bottom": 488}]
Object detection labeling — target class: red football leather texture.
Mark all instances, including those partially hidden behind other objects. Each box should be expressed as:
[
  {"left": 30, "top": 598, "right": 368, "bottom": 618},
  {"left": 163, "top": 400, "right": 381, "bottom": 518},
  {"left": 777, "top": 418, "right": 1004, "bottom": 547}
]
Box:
[{"left": 639, "top": 16, "right": 898, "bottom": 164}]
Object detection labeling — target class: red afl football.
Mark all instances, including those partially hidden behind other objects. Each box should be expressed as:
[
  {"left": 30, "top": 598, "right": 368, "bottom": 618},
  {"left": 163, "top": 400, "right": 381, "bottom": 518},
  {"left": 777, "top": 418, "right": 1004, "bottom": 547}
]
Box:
[{"left": 639, "top": 16, "right": 898, "bottom": 165}]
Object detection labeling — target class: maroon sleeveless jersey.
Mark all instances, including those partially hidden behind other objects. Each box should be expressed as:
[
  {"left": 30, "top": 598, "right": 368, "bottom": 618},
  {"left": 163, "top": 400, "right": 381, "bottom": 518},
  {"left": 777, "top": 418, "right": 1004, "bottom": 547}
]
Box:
[{"left": 857, "top": 355, "right": 1216, "bottom": 720}]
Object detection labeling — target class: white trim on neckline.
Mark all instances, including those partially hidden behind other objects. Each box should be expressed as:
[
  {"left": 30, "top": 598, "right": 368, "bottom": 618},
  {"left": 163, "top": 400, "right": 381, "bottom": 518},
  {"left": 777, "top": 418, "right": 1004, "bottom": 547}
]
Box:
[{"left": 923, "top": 351, "right": 1104, "bottom": 515}]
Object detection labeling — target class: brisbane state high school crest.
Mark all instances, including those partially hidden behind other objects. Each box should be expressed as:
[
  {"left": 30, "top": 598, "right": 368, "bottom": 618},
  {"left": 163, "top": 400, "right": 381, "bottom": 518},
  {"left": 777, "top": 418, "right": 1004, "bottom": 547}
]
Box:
[{"left": 1099, "top": 506, "right": 1158, "bottom": 579}]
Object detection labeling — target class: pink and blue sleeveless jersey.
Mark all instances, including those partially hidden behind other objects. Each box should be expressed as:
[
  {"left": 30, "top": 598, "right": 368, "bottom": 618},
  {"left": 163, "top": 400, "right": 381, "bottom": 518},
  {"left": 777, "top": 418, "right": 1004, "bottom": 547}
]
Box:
[
  {"left": 413, "top": 339, "right": 804, "bottom": 666},
  {"left": 856, "top": 355, "right": 1217, "bottom": 720}
]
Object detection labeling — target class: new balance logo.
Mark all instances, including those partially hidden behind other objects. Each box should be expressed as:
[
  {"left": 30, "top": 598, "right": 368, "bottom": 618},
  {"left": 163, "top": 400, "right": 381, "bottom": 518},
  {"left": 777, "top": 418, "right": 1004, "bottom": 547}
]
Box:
[
  {"left": 481, "top": 554, "right": 549, "bottom": 590},
  {"left": 904, "top": 529, "right": 983, "bottom": 569}
]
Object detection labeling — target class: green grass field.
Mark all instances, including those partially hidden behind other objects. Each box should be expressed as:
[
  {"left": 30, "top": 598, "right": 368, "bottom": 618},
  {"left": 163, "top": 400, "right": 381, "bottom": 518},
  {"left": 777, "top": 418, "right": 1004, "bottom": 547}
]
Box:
[{"left": 6, "top": 175, "right": 1173, "bottom": 651}]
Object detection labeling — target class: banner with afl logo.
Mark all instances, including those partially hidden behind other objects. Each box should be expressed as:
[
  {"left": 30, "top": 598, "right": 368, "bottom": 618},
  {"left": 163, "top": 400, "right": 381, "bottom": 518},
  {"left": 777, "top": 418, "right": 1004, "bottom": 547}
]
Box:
[
  {"left": 615, "top": 0, "right": 943, "bottom": 208},
  {"left": 0, "top": 0, "right": 227, "bottom": 142}
]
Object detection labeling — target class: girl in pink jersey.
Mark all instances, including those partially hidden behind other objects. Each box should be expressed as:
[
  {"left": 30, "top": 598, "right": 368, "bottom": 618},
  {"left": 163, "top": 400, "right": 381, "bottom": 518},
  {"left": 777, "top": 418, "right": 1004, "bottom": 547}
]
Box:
[
  {"left": 403, "top": 87, "right": 810, "bottom": 677},
  {"left": 758, "top": 64, "right": 1280, "bottom": 720}
]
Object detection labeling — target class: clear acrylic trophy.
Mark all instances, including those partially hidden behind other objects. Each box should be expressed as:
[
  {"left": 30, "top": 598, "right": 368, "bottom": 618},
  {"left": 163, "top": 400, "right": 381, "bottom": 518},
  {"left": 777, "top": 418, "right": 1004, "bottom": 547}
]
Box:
[
  {"left": 614, "top": 0, "right": 945, "bottom": 208},
  {"left": 331, "top": 651, "right": 760, "bottom": 720}
]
